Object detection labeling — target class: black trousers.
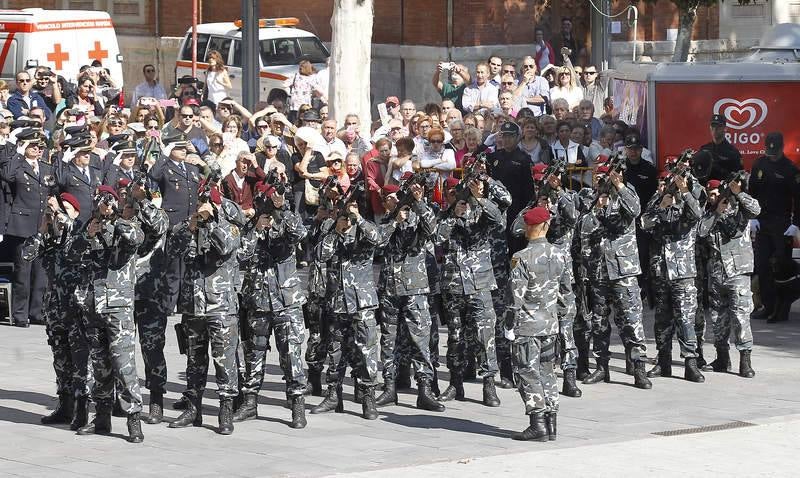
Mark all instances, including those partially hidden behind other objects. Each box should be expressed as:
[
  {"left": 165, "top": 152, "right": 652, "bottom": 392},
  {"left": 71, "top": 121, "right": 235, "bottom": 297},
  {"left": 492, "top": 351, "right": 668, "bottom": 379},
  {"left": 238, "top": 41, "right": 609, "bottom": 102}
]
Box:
[
  {"left": 9, "top": 235, "right": 47, "bottom": 325},
  {"left": 754, "top": 221, "right": 790, "bottom": 312}
]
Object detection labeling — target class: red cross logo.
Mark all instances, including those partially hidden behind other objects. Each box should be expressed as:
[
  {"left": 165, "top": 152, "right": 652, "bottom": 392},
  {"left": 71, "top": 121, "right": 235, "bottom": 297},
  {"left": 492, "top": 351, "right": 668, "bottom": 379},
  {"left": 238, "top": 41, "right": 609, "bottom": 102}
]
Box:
[
  {"left": 46, "top": 43, "right": 69, "bottom": 70},
  {"left": 87, "top": 41, "right": 108, "bottom": 64}
]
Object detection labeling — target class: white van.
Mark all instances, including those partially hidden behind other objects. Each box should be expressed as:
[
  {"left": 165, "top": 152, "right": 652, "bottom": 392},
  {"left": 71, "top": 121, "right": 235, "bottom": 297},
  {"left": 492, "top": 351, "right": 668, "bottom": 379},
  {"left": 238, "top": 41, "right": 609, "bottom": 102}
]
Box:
[
  {"left": 0, "top": 8, "right": 123, "bottom": 86},
  {"left": 175, "top": 17, "right": 329, "bottom": 104}
]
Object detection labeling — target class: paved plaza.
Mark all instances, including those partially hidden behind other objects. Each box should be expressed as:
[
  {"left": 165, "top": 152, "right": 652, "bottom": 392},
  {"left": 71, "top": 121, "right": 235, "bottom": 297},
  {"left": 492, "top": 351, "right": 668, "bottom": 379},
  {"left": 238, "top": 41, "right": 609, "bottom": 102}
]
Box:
[{"left": 1, "top": 309, "right": 799, "bottom": 477}]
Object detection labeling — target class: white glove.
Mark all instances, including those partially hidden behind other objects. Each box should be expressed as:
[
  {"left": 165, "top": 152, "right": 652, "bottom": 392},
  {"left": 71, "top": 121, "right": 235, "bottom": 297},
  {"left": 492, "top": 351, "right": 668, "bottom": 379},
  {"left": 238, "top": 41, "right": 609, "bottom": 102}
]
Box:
[
  {"left": 503, "top": 328, "right": 516, "bottom": 342},
  {"left": 749, "top": 219, "right": 760, "bottom": 233},
  {"left": 785, "top": 225, "right": 799, "bottom": 237}
]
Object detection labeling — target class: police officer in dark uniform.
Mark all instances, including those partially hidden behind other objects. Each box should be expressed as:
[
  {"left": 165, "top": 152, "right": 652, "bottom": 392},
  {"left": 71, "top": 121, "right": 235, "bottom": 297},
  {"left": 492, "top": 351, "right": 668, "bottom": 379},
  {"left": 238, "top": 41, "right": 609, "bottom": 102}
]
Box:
[
  {"left": 103, "top": 140, "right": 139, "bottom": 187},
  {"left": 700, "top": 114, "right": 742, "bottom": 181},
  {"left": 55, "top": 135, "right": 103, "bottom": 224},
  {"left": 0, "top": 129, "right": 51, "bottom": 326}
]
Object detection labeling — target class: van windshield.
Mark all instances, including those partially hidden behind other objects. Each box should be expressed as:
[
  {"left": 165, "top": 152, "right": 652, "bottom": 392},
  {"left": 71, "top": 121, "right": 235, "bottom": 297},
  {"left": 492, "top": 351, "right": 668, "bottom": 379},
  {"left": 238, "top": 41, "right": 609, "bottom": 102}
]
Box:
[{"left": 259, "top": 37, "right": 329, "bottom": 66}]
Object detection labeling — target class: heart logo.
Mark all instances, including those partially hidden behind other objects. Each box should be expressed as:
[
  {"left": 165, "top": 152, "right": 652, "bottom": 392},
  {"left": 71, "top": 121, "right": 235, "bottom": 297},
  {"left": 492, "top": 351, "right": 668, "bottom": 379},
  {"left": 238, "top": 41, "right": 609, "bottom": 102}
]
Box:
[{"left": 713, "top": 98, "right": 768, "bottom": 130}]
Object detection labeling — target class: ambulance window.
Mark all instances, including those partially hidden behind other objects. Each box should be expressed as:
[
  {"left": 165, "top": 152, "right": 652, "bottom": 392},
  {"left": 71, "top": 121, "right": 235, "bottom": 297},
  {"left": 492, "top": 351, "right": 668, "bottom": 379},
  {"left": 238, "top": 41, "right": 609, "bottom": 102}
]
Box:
[
  {"left": 205, "top": 36, "right": 232, "bottom": 63},
  {"left": 230, "top": 40, "right": 242, "bottom": 68},
  {"left": 180, "top": 34, "right": 210, "bottom": 61},
  {"left": 0, "top": 39, "right": 17, "bottom": 77},
  {"left": 298, "top": 37, "right": 329, "bottom": 64},
  {"left": 260, "top": 38, "right": 299, "bottom": 66}
]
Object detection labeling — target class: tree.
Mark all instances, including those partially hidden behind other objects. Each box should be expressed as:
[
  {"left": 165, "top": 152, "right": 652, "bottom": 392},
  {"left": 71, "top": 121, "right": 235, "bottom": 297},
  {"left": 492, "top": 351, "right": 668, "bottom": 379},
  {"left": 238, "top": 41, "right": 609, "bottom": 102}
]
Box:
[{"left": 329, "top": 0, "right": 374, "bottom": 127}]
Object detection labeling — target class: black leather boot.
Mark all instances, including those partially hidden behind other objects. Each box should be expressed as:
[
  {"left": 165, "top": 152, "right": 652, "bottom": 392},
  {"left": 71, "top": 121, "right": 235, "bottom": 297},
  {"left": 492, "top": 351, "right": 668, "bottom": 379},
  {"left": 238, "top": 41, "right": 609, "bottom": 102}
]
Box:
[
  {"left": 290, "top": 395, "right": 307, "bottom": 429},
  {"left": 361, "top": 386, "right": 378, "bottom": 420},
  {"left": 416, "top": 381, "right": 445, "bottom": 412},
  {"left": 582, "top": 359, "right": 610, "bottom": 384},
  {"left": 739, "top": 350, "right": 755, "bottom": 378},
  {"left": 145, "top": 391, "right": 163, "bottom": 425},
  {"left": 310, "top": 385, "right": 343, "bottom": 414},
  {"left": 750, "top": 305, "right": 773, "bottom": 321},
  {"left": 561, "top": 369, "right": 582, "bottom": 398},
  {"left": 512, "top": 412, "right": 548, "bottom": 441},
  {"left": 172, "top": 395, "right": 189, "bottom": 410},
  {"left": 232, "top": 393, "right": 258, "bottom": 422},
  {"left": 545, "top": 412, "right": 557, "bottom": 441},
  {"left": 308, "top": 369, "right": 323, "bottom": 396},
  {"left": 575, "top": 334, "right": 591, "bottom": 381},
  {"left": 127, "top": 412, "right": 144, "bottom": 443},
  {"left": 647, "top": 351, "right": 672, "bottom": 378},
  {"left": 497, "top": 358, "right": 515, "bottom": 389},
  {"left": 375, "top": 380, "right": 398, "bottom": 407},
  {"left": 218, "top": 399, "right": 234, "bottom": 435},
  {"left": 633, "top": 361, "right": 653, "bottom": 389},
  {"left": 706, "top": 346, "right": 731, "bottom": 372},
  {"left": 169, "top": 396, "right": 202, "bottom": 428},
  {"left": 395, "top": 365, "right": 412, "bottom": 390},
  {"left": 482, "top": 377, "right": 501, "bottom": 407},
  {"left": 70, "top": 396, "right": 88, "bottom": 431},
  {"left": 438, "top": 373, "right": 465, "bottom": 402},
  {"left": 684, "top": 357, "right": 705, "bottom": 383},
  {"left": 624, "top": 344, "right": 634, "bottom": 375},
  {"left": 353, "top": 377, "right": 363, "bottom": 404},
  {"left": 431, "top": 368, "right": 441, "bottom": 397},
  {"left": 77, "top": 407, "right": 112, "bottom": 435},
  {"left": 41, "top": 393, "right": 73, "bottom": 425},
  {"left": 696, "top": 343, "right": 707, "bottom": 369}
]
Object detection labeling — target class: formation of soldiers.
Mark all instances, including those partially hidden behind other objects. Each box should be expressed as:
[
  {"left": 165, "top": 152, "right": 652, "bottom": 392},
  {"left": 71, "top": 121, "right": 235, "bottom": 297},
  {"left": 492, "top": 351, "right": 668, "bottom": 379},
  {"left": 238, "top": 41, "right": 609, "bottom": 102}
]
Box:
[{"left": 2, "top": 118, "right": 761, "bottom": 444}]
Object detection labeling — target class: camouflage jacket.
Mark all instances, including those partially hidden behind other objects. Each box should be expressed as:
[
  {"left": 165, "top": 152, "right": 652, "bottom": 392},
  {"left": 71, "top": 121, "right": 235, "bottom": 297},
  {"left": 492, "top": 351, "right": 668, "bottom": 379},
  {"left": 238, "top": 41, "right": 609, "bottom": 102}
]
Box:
[
  {"left": 239, "top": 209, "right": 307, "bottom": 312},
  {"left": 172, "top": 211, "right": 242, "bottom": 316},
  {"left": 505, "top": 237, "right": 565, "bottom": 337},
  {"left": 318, "top": 216, "right": 381, "bottom": 314},
  {"left": 510, "top": 189, "right": 578, "bottom": 247},
  {"left": 307, "top": 217, "right": 331, "bottom": 299},
  {"left": 21, "top": 213, "right": 77, "bottom": 278},
  {"left": 134, "top": 199, "right": 170, "bottom": 294},
  {"left": 70, "top": 216, "right": 144, "bottom": 313},
  {"left": 377, "top": 200, "right": 436, "bottom": 297},
  {"left": 641, "top": 190, "right": 703, "bottom": 280},
  {"left": 435, "top": 197, "right": 503, "bottom": 294},
  {"left": 586, "top": 183, "right": 642, "bottom": 280},
  {"left": 487, "top": 178, "right": 513, "bottom": 258},
  {"left": 698, "top": 192, "right": 761, "bottom": 280}
]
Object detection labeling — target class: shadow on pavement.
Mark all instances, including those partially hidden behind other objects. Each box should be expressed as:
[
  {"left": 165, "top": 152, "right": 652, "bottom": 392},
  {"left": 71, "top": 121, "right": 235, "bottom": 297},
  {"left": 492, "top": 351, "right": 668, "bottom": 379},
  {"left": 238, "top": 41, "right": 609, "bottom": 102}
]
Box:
[{"left": 380, "top": 411, "right": 510, "bottom": 439}]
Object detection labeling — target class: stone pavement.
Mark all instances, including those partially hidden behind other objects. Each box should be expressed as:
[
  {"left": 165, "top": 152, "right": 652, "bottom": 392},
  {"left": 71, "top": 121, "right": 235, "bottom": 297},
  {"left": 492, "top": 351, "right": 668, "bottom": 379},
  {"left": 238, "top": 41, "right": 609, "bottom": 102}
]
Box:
[{"left": 0, "top": 308, "right": 799, "bottom": 477}]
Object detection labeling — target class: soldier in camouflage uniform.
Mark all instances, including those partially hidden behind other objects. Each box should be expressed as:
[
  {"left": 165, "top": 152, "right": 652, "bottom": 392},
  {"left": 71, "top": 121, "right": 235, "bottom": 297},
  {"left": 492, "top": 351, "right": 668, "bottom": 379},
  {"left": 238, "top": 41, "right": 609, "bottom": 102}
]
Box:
[
  {"left": 304, "top": 200, "right": 333, "bottom": 396},
  {"left": 234, "top": 182, "right": 309, "bottom": 428},
  {"left": 579, "top": 165, "right": 652, "bottom": 389},
  {"left": 505, "top": 207, "right": 567, "bottom": 442},
  {"left": 640, "top": 172, "right": 705, "bottom": 382},
  {"left": 436, "top": 177, "right": 503, "bottom": 407},
  {"left": 571, "top": 187, "right": 597, "bottom": 381},
  {"left": 698, "top": 177, "right": 759, "bottom": 378},
  {"left": 168, "top": 183, "right": 241, "bottom": 435},
  {"left": 373, "top": 183, "right": 444, "bottom": 411},
  {"left": 70, "top": 186, "right": 145, "bottom": 443},
  {"left": 310, "top": 189, "right": 382, "bottom": 420}
]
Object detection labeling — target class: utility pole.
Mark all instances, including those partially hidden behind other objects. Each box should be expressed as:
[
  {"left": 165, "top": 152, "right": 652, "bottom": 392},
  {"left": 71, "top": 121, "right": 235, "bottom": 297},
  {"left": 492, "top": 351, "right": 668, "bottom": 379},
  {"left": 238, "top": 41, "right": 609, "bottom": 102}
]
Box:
[
  {"left": 241, "top": 0, "right": 259, "bottom": 110},
  {"left": 590, "top": 0, "right": 611, "bottom": 70}
]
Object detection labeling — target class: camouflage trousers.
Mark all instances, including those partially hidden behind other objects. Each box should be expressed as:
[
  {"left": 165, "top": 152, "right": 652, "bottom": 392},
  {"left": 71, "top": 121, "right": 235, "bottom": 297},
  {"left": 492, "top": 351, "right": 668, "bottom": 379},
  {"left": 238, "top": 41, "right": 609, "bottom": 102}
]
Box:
[
  {"left": 396, "top": 293, "right": 441, "bottom": 369},
  {"left": 652, "top": 276, "right": 698, "bottom": 358},
  {"left": 694, "top": 266, "right": 707, "bottom": 349},
  {"left": 441, "top": 290, "right": 498, "bottom": 378},
  {"left": 134, "top": 298, "right": 168, "bottom": 394},
  {"left": 379, "top": 294, "right": 434, "bottom": 384},
  {"left": 183, "top": 314, "right": 239, "bottom": 400},
  {"left": 303, "top": 296, "right": 328, "bottom": 374},
  {"left": 572, "top": 276, "right": 593, "bottom": 353},
  {"left": 708, "top": 273, "right": 754, "bottom": 352},
  {"left": 43, "top": 287, "right": 72, "bottom": 396},
  {"left": 85, "top": 307, "right": 143, "bottom": 414},
  {"left": 323, "top": 310, "right": 379, "bottom": 388},
  {"left": 555, "top": 248, "right": 577, "bottom": 370},
  {"left": 491, "top": 248, "right": 511, "bottom": 365},
  {"left": 241, "top": 307, "right": 307, "bottom": 397},
  {"left": 512, "top": 334, "right": 559, "bottom": 415},
  {"left": 589, "top": 276, "right": 648, "bottom": 362}
]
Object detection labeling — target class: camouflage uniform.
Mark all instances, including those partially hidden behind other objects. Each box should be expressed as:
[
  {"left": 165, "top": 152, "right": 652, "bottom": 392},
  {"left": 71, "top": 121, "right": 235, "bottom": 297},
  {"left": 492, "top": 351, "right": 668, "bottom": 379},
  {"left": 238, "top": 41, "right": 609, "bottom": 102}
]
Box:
[
  {"left": 485, "top": 179, "right": 514, "bottom": 374},
  {"left": 70, "top": 215, "right": 144, "bottom": 414},
  {"left": 239, "top": 208, "right": 308, "bottom": 397},
  {"left": 571, "top": 188, "right": 597, "bottom": 374},
  {"left": 641, "top": 189, "right": 703, "bottom": 358},
  {"left": 304, "top": 216, "right": 331, "bottom": 377}
]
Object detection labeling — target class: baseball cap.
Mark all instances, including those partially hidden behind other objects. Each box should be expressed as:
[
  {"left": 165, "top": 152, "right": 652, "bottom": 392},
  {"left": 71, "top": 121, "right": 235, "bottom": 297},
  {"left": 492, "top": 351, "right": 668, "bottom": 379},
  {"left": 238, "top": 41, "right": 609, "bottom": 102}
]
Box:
[
  {"left": 532, "top": 163, "right": 548, "bottom": 181},
  {"left": 385, "top": 96, "right": 399, "bottom": 107},
  {"left": 710, "top": 114, "right": 727, "bottom": 127},
  {"left": 765, "top": 132, "right": 784, "bottom": 156},
  {"left": 624, "top": 135, "right": 642, "bottom": 149},
  {"left": 499, "top": 121, "right": 521, "bottom": 135},
  {"left": 523, "top": 207, "right": 550, "bottom": 225}
]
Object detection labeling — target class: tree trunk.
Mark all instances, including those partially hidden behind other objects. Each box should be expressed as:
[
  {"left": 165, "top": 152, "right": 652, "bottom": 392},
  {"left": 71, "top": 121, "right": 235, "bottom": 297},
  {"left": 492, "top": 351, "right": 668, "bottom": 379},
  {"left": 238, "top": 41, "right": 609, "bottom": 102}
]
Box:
[
  {"left": 329, "top": 0, "right": 374, "bottom": 126},
  {"left": 672, "top": 3, "right": 699, "bottom": 62}
]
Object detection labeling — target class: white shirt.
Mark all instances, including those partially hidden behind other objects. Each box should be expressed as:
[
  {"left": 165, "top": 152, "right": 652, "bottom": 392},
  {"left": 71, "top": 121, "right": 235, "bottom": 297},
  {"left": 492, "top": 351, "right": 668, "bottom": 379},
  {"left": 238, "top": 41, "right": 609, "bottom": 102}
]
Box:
[
  {"left": 550, "top": 86, "right": 583, "bottom": 110},
  {"left": 327, "top": 137, "right": 347, "bottom": 157},
  {"left": 132, "top": 81, "right": 168, "bottom": 104},
  {"left": 232, "top": 170, "right": 246, "bottom": 190},
  {"left": 552, "top": 140, "right": 582, "bottom": 165},
  {"left": 461, "top": 82, "right": 499, "bottom": 113},
  {"left": 26, "top": 158, "right": 38, "bottom": 175}
]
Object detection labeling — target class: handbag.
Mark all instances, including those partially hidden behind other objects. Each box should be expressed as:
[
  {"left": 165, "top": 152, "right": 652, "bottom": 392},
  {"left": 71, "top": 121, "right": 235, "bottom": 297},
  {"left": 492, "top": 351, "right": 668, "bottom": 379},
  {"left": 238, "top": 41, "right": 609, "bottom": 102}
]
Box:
[{"left": 304, "top": 178, "right": 320, "bottom": 206}]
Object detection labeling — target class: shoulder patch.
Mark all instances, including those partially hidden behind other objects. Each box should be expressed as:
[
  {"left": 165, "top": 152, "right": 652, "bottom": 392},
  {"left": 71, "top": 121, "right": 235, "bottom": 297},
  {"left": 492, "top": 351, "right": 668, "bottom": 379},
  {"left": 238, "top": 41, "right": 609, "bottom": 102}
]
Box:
[
  {"left": 510, "top": 256, "right": 519, "bottom": 269},
  {"left": 757, "top": 169, "right": 763, "bottom": 179},
  {"left": 231, "top": 225, "right": 240, "bottom": 237}
]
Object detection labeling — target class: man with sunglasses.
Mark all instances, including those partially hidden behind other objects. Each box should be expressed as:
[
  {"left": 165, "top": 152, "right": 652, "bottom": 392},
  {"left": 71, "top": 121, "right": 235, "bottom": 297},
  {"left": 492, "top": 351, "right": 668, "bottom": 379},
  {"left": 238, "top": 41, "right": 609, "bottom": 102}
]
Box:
[
  {"left": 8, "top": 71, "right": 52, "bottom": 121},
  {"left": 513, "top": 57, "right": 550, "bottom": 117},
  {"left": 581, "top": 65, "right": 608, "bottom": 119},
  {"left": 132, "top": 64, "right": 167, "bottom": 105},
  {"left": 31, "top": 67, "right": 62, "bottom": 114}
]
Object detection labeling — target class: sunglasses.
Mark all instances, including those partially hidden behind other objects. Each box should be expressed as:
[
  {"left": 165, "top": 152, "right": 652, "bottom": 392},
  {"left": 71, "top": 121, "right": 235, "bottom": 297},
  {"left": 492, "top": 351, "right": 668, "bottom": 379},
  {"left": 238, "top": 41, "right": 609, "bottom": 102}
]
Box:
[
  {"left": 264, "top": 145, "right": 277, "bottom": 149},
  {"left": 181, "top": 114, "right": 194, "bottom": 118},
  {"left": 429, "top": 139, "right": 444, "bottom": 144},
  {"left": 490, "top": 62, "right": 502, "bottom": 67},
  {"left": 257, "top": 124, "right": 269, "bottom": 128},
  {"left": 108, "top": 121, "right": 123, "bottom": 127},
  {"left": 211, "top": 142, "right": 223, "bottom": 147},
  {"left": 583, "top": 71, "right": 597, "bottom": 75},
  {"left": 144, "top": 69, "right": 155, "bottom": 73},
  {"left": 17, "top": 78, "right": 31, "bottom": 83},
  {"left": 522, "top": 65, "right": 535, "bottom": 69},
  {"left": 502, "top": 70, "right": 516, "bottom": 74},
  {"left": 147, "top": 125, "right": 159, "bottom": 130},
  {"left": 502, "top": 81, "right": 514, "bottom": 86}
]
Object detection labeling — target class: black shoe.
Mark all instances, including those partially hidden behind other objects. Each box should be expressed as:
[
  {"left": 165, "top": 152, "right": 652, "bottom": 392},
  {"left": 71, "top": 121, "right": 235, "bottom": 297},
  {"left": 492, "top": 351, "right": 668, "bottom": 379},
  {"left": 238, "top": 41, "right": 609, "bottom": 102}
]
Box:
[
  {"left": 705, "top": 347, "right": 731, "bottom": 372},
  {"left": 739, "top": 350, "right": 755, "bottom": 378},
  {"left": 127, "top": 413, "right": 144, "bottom": 443},
  {"left": 647, "top": 352, "right": 672, "bottom": 378},
  {"left": 353, "top": 378, "right": 363, "bottom": 404},
  {"left": 416, "top": 381, "right": 445, "bottom": 412},
  {"left": 633, "top": 361, "right": 653, "bottom": 390},
  {"left": 431, "top": 368, "right": 441, "bottom": 397},
  {"left": 169, "top": 397, "right": 202, "bottom": 428},
  {"left": 396, "top": 365, "right": 412, "bottom": 390},
  {"left": 308, "top": 369, "right": 323, "bottom": 396},
  {"left": 696, "top": 344, "right": 707, "bottom": 369},
  {"left": 112, "top": 398, "right": 126, "bottom": 417},
  {"left": 624, "top": 344, "right": 634, "bottom": 375},
  {"left": 145, "top": 392, "right": 163, "bottom": 425},
  {"left": 172, "top": 395, "right": 189, "bottom": 410},
  {"left": 512, "top": 412, "right": 548, "bottom": 441},
  {"left": 561, "top": 369, "right": 582, "bottom": 398},
  {"left": 232, "top": 394, "right": 258, "bottom": 422},
  {"left": 575, "top": 341, "right": 591, "bottom": 381},
  {"left": 70, "top": 396, "right": 88, "bottom": 431},
  {"left": 41, "top": 393, "right": 73, "bottom": 425},
  {"left": 750, "top": 306, "right": 773, "bottom": 321},
  {"left": 77, "top": 409, "right": 111, "bottom": 435},
  {"left": 361, "top": 387, "right": 378, "bottom": 420},
  {"left": 482, "top": 377, "right": 501, "bottom": 407},
  {"left": 375, "top": 381, "right": 398, "bottom": 407},
  {"left": 310, "top": 386, "right": 343, "bottom": 414},
  {"left": 13, "top": 321, "right": 30, "bottom": 328},
  {"left": 684, "top": 358, "right": 705, "bottom": 383},
  {"left": 438, "top": 373, "right": 465, "bottom": 402},
  {"left": 290, "top": 395, "right": 307, "bottom": 429},
  {"left": 582, "top": 360, "right": 610, "bottom": 384},
  {"left": 218, "top": 399, "right": 234, "bottom": 435},
  {"left": 545, "top": 412, "right": 557, "bottom": 441}
]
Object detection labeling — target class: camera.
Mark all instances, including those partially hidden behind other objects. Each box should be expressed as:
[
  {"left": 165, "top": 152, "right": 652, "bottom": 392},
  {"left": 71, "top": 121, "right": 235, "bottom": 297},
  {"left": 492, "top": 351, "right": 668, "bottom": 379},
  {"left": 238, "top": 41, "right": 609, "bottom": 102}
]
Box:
[{"left": 177, "top": 76, "right": 198, "bottom": 85}]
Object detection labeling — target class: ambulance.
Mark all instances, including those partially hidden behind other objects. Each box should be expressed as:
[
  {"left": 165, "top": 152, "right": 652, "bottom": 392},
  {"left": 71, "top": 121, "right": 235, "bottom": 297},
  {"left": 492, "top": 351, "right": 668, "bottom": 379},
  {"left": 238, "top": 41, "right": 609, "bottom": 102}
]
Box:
[
  {"left": 174, "top": 17, "right": 329, "bottom": 104},
  {"left": 0, "top": 8, "right": 123, "bottom": 87}
]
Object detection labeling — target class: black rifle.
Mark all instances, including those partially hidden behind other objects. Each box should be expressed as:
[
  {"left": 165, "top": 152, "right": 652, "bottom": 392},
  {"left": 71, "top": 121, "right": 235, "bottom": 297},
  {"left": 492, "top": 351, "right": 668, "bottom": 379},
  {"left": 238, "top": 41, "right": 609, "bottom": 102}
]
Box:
[
  {"left": 718, "top": 170, "right": 749, "bottom": 202},
  {"left": 591, "top": 152, "right": 627, "bottom": 209},
  {"left": 538, "top": 157, "right": 568, "bottom": 201},
  {"left": 387, "top": 172, "right": 428, "bottom": 220}
]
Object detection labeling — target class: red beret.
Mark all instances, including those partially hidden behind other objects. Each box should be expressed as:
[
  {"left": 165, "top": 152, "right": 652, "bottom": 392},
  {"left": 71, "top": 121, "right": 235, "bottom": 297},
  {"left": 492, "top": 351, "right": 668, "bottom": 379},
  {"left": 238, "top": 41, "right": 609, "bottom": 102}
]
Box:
[
  {"left": 197, "top": 180, "right": 223, "bottom": 205},
  {"left": 60, "top": 192, "right": 80, "bottom": 213},
  {"left": 524, "top": 206, "right": 551, "bottom": 226},
  {"left": 444, "top": 177, "right": 460, "bottom": 190},
  {"left": 117, "top": 178, "right": 131, "bottom": 190},
  {"left": 595, "top": 154, "right": 609, "bottom": 165},
  {"left": 96, "top": 185, "right": 119, "bottom": 201},
  {"left": 658, "top": 171, "right": 670, "bottom": 180},
  {"left": 400, "top": 171, "right": 414, "bottom": 181},
  {"left": 596, "top": 165, "right": 610, "bottom": 174},
  {"left": 532, "top": 163, "right": 547, "bottom": 181},
  {"left": 706, "top": 179, "right": 721, "bottom": 190},
  {"left": 381, "top": 184, "right": 400, "bottom": 195}
]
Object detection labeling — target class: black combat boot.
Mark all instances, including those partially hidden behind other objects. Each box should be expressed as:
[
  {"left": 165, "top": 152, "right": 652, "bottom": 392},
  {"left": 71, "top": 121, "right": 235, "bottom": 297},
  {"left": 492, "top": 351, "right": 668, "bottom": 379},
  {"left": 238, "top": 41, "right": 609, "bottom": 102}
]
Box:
[
  {"left": 232, "top": 393, "right": 258, "bottom": 422},
  {"left": 375, "top": 380, "right": 398, "bottom": 407},
  {"left": 750, "top": 305, "right": 773, "bottom": 321},
  {"left": 582, "top": 359, "right": 610, "bottom": 384},
  {"left": 512, "top": 412, "right": 548, "bottom": 442},
  {"left": 169, "top": 396, "right": 202, "bottom": 428},
  {"left": 361, "top": 386, "right": 379, "bottom": 420},
  {"left": 416, "top": 381, "right": 445, "bottom": 412},
  {"left": 172, "top": 395, "right": 189, "bottom": 410},
  {"left": 70, "top": 396, "right": 88, "bottom": 431},
  {"left": 561, "top": 369, "right": 582, "bottom": 398},
  {"left": 633, "top": 361, "right": 653, "bottom": 389},
  {"left": 396, "top": 364, "right": 412, "bottom": 390},
  {"left": 218, "top": 399, "right": 234, "bottom": 435},
  {"left": 575, "top": 338, "right": 591, "bottom": 381},
  {"left": 739, "top": 350, "right": 755, "bottom": 378},
  {"left": 438, "top": 373, "right": 465, "bottom": 402},
  {"left": 647, "top": 351, "right": 672, "bottom": 378},
  {"left": 624, "top": 343, "right": 635, "bottom": 375},
  {"left": 112, "top": 397, "right": 126, "bottom": 417},
  {"left": 41, "top": 393, "right": 73, "bottom": 425},
  {"left": 684, "top": 358, "right": 705, "bottom": 383},
  {"left": 307, "top": 369, "right": 323, "bottom": 396},
  {"left": 353, "top": 377, "right": 363, "bottom": 404},
  {"left": 497, "top": 358, "right": 515, "bottom": 389},
  {"left": 145, "top": 391, "right": 163, "bottom": 425},
  {"left": 290, "top": 396, "right": 307, "bottom": 429},
  {"left": 482, "top": 377, "right": 501, "bottom": 407},
  {"left": 126, "top": 413, "right": 144, "bottom": 443},
  {"left": 696, "top": 342, "right": 707, "bottom": 369},
  {"left": 431, "top": 368, "right": 441, "bottom": 397},
  {"left": 463, "top": 358, "right": 477, "bottom": 381},
  {"left": 310, "top": 385, "right": 343, "bottom": 414},
  {"left": 706, "top": 346, "right": 731, "bottom": 372},
  {"left": 545, "top": 412, "right": 557, "bottom": 441},
  {"left": 77, "top": 406, "right": 112, "bottom": 435}
]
